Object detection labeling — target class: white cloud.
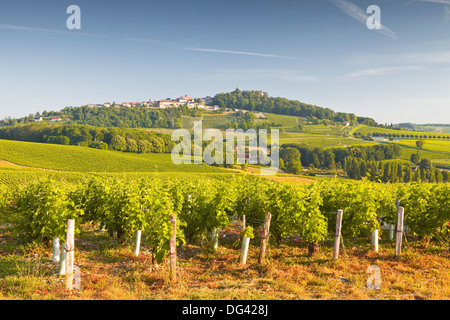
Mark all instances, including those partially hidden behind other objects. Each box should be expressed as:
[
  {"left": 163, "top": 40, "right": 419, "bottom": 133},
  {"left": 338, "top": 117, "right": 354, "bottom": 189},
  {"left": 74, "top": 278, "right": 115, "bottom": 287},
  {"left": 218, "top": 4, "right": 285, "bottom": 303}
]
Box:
[
  {"left": 126, "top": 37, "right": 159, "bottom": 43},
  {"left": 339, "top": 65, "right": 422, "bottom": 79},
  {"left": 184, "top": 48, "right": 293, "bottom": 59},
  {"left": 445, "top": 5, "right": 450, "bottom": 21},
  {"left": 0, "top": 23, "right": 108, "bottom": 38},
  {"left": 417, "top": 0, "right": 450, "bottom": 5},
  {"left": 404, "top": 98, "right": 450, "bottom": 103},
  {"left": 206, "top": 69, "right": 319, "bottom": 83},
  {"left": 348, "top": 49, "right": 450, "bottom": 68},
  {"left": 415, "top": 0, "right": 450, "bottom": 22},
  {"left": 329, "top": 0, "right": 397, "bottom": 39}
]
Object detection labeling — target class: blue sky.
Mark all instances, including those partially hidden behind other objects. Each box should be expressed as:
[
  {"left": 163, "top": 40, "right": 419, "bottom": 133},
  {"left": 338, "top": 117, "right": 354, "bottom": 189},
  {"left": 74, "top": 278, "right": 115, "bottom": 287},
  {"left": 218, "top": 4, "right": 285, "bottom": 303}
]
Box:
[{"left": 0, "top": 0, "right": 449, "bottom": 124}]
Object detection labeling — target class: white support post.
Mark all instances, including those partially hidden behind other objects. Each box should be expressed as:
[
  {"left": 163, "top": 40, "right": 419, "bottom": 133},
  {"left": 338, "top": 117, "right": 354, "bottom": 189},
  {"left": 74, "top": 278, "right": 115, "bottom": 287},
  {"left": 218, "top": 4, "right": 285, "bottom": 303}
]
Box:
[
  {"left": 389, "top": 224, "right": 394, "bottom": 241},
  {"left": 169, "top": 214, "right": 177, "bottom": 282},
  {"left": 73, "top": 265, "right": 81, "bottom": 290},
  {"left": 52, "top": 237, "right": 60, "bottom": 263},
  {"left": 134, "top": 230, "right": 142, "bottom": 257},
  {"left": 58, "top": 245, "right": 66, "bottom": 276},
  {"left": 371, "top": 229, "right": 379, "bottom": 252},
  {"left": 240, "top": 237, "right": 250, "bottom": 265},
  {"left": 65, "top": 219, "right": 75, "bottom": 290},
  {"left": 211, "top": 229, "right": 219, "bottom": 251},
  {"left": 395, "top": 207, "right": 404, "bottom": 256},
  {"left": 332, "top": 209, "right": 343, "bottom": 260}
]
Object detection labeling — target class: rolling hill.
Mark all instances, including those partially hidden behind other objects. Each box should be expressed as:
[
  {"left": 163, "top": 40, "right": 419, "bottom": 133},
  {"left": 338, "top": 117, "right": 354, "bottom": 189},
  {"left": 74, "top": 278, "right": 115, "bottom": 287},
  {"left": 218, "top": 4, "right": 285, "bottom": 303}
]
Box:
[{"left": 0, "top": 139, "right": 228, "bottom": 174}]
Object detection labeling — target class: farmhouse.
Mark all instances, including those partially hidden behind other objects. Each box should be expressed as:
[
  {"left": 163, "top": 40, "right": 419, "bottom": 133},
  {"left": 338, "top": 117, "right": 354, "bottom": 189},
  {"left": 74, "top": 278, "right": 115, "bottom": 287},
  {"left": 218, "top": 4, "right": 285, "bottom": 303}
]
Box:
[
  {"left": 157, "top": 99, "right": 182, "bottom": 109},
  {"left": 371, "top": 137, "right": 389, "bottom": 142},
  {"left": 178, "top": 95, "right": 194, "bottom": 104}
]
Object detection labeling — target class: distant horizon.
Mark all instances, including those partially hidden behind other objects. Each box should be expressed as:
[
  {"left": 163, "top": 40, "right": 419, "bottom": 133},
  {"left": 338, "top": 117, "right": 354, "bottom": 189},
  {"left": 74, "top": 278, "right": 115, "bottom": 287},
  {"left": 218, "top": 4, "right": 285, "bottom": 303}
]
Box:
[{"left": 1, "top": 0, "right": 449, "bottom": 124}]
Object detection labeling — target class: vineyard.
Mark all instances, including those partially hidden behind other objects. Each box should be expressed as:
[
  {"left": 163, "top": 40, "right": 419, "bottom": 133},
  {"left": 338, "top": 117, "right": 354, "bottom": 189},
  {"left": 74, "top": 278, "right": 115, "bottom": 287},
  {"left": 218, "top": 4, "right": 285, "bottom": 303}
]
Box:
[
  {"left": 0, "top": 139, "right": 227, "bottom": 174},
  {"left": 0, "top": 175, "right": 449, "bottom": 299}
]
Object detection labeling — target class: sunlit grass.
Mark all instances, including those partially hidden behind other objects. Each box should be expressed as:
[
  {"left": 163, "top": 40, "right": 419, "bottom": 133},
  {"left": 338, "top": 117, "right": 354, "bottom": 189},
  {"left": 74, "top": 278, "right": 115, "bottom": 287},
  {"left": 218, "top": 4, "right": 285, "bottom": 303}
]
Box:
[{"left": 1, "top": 223, "right": 448, "bottom": 300}]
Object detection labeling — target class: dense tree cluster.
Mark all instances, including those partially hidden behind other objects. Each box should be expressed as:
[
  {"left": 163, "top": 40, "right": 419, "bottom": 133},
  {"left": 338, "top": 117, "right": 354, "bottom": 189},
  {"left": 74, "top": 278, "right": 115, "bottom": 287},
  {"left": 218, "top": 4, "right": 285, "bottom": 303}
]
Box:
[
  {"left": 344, "top": 158, "right": 447, "bottom": 183},
  {"left": 281, "top": 143, "right": 401, "bottom": 170},
  {"left": 0, "top": 123, "right": 174, "bottom": 153},
  {"left": 213, "top": 89, "right": 377, "bottom": 125},
  {"left": 225, "top": 111, "right": 257, "bottom": 130},
  {"left": 279, "top": 142, "right": 447, "bottom": 183},
  {"left": 0, "top": 105, "right": 206, "bottom": 129}
]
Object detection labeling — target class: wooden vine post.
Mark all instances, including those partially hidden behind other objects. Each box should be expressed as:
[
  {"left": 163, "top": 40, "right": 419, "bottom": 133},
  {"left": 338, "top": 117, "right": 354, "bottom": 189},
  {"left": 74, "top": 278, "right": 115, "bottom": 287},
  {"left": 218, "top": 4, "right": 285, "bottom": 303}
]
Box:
[
  {"left": 332, "top": 209, "right": 343, "bottom": 260},
  {"left": 258, "top": 212, "right": 272, "bottom": 265},
  {"left": 169, "top": 214, "right": 177, "bottom": 282},
  {"left": 395, "top": 206, "right": 405, "bottom": 256},
  {"left": 65, "top": 219, "right": 75, "bottom": 290}
]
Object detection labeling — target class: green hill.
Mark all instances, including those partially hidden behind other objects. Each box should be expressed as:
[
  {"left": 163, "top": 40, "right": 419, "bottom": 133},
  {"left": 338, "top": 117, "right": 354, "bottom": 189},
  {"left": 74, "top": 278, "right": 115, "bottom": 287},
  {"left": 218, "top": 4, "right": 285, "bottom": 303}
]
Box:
[{"left": 0, "top": 139, "right": 227, "bottom": 174}]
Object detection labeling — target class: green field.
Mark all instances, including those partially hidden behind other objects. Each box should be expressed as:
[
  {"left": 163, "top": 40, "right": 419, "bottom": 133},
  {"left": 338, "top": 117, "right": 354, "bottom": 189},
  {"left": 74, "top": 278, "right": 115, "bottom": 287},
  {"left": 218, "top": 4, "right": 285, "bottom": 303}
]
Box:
[
  {"left": 159, "top": 113, "right": 450, "bottom": 167},
  {"left": 279, "top": 134, "right": 376, "bottom": 149},
  {"left": 354, "top": 125, "right": 450, "bottom": 139},
  {"left": 202, "top": 114, "right": 237, "bottom": 129},
  {"left": 181, "top": 116, "right": 202, "bottom": 130},
  {"left": 263, "top": 113, "right": 302, "bottom": 132},
  {"left": 380, "top": 140, "right": 450, "bottom": 164},
  {"left": 0, "top": 139, "right": 228, "bottom": 174},
  {"left": 391, "top": 139, "right": 450, "bottom": 153}
]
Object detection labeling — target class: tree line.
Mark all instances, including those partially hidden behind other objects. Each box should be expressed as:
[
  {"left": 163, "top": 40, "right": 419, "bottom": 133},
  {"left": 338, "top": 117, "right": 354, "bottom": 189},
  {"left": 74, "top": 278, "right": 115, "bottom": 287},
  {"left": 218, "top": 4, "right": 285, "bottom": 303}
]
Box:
[
  {"left": 279, "top": 143, "right": 448, "bottom": 183},
  {"left": 0, "top": 123, "right": 175, "bottom": 154},
  {"left": 0, "top": 105, "right": 206, "bottom": 129},
  {"left": 281, "top": 143, "right": 402, "bottom": 170},
  {"left": 344, "top": 157, "right": 448, "bottom": 183},
  {"left": 355, "top": 131, "right": 450, "bottom": 140},
  {"left": 213, "top": 88, "right": 378, "bottom": 126}
]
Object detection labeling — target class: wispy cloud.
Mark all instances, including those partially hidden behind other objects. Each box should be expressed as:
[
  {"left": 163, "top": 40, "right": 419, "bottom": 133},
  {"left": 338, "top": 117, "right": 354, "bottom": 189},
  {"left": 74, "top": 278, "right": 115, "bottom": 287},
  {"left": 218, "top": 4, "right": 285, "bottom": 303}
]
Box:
[
  {"left": 404, "top": 98, "right": 450, "bottom": 103},
  {"left": 207, "top": 69, "right": 319, "bottom": 83},
  {"left": 351, "top": 50, "right": 450, "bottom": 65},
  {"left": 414, "top": 0, "right": 450, "bottom": 21},
  {"left": 417, "top": 0, "right": 450, "bottom": 4},
  {"left": 339, "top": 65, "right": 422, "bottom": 79},
  {"left": 0, "top": 23, "right": 108, "bottom": 38},
  {"left": 0, "top": 23, "right": 291, "bottom": 59},
  {"left": 329, "top": 0, "right": 397, "bottom": 39},
  {"left": 184, "top": 48, "right": 293, "bottom": 59},
  {"left": 125, "top": 37, "right": 160, "bottom": 43}
]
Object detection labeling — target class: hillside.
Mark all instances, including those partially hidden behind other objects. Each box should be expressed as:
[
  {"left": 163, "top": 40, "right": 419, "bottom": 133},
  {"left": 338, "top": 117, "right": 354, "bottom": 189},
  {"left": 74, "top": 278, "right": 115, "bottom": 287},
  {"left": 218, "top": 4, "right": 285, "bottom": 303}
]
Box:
[
  {"left": 213, "top": 89, "right": 377, "bottom": 125},
  {"left": 0, "top": 139, "right": 228, "bottom": 174},
  {"left": 0, "top": 89, "right": 378, "bottom": 130}
]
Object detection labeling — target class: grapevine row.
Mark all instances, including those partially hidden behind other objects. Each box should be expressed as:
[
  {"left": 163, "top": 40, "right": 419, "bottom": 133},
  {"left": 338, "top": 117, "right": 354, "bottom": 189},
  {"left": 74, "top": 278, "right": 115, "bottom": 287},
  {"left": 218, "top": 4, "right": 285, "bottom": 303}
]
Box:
[{"left": 1, "top": 176, "right": 449, "bottom": 262}]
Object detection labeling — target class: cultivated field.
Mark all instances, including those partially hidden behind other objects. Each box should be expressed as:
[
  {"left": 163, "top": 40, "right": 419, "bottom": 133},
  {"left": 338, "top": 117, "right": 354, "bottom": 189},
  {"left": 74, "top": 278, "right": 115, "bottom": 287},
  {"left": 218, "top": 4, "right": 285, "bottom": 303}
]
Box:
[
  {"left": 0, "top": 139, "right": 227, "bottom": 174},
  {"left": 0, "top": 116, "right": 449, "bottom": 301}
]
